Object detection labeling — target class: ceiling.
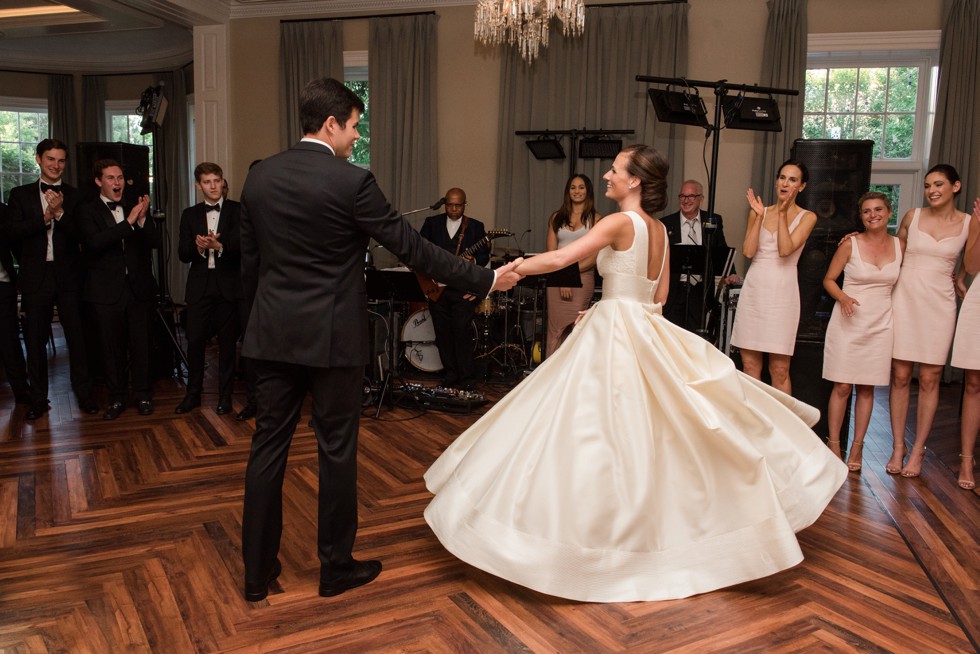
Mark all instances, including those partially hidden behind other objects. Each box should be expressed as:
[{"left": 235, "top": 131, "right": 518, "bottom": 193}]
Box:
[{"left": 0, "top": 0, "right": 473, "bottom": 74}]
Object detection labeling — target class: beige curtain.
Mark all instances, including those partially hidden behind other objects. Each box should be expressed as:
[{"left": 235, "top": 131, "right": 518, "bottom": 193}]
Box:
[
  {"left": 80, "top": 75, "right": 106, "bottom": 143},
  {"left": 929, "top": 0, "right": 979, "bottom": 207},
  {"left": 750, "top": 0, "right": 807, "bottom": 197},
  {"left": 279, "top": 20, "right": 344, "bottom": 149},
  {"left": 47, "top": 74, "right": 79, "bottom": 182},
  {"left": 495, "top": 2, "right": 689, "bottom": 252},
  {"left": 368, "top": 14, "right": 439, "bottom": 216}
]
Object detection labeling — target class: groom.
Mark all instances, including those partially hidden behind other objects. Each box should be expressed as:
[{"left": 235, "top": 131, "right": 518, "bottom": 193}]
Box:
[{"left": 239, "top": 77, "right": 523, "bottom": 601}]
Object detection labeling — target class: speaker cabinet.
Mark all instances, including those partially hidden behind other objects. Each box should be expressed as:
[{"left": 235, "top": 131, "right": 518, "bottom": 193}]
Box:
[
  {"left": 790, "top": 139, "right": 874, "bottom": 342},
  {"left": 75, "top": 141, "right": 151, "bottom": 205}
]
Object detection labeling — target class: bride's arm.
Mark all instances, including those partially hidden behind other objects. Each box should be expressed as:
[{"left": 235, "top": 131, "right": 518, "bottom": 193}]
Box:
[{"left": 514, "top": 213, "right": 628, "bottom": 277}]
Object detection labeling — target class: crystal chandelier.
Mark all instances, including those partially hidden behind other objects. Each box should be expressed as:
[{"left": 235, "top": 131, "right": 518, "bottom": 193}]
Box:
[{"left": 474, "top": 0, "right": 586, "bottom": 64}]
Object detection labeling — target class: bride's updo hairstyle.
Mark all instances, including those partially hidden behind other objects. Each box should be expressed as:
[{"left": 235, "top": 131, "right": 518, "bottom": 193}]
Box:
[{"left": 622, "top": 144, "right": 670, "bottom": 215}]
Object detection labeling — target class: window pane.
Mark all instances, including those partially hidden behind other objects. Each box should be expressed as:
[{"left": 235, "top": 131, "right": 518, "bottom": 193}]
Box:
[
  {"left": 887, "top": 66, "right": 918, "bottom": 112},
  {"left": 0, "top": 111, "right": 17, "bottom": 140},
  {"left": 854, "top": 114, "right": 884, "bottom": 156},
  {"left": 826, "top": 114, "right": 854, "bottom": 139},
  {"left": 20, "top": 113, "right": 42, "bottom": 144},
  {"left": 883, "top": 114, "right": 914, "bottom": 158},
  {"left": 804, "top": 69, "right": 828, "bottom": 112},
  {"left": 18, "top": 144, "right": 35, "bottom": 172},
  {"left": 802, "top": 115, "right": 825, "bottom": 140},
  {"left": 345, "top": 80, "right": 370, "bottom": 167},
  {"left": 827, "top": 68, "right": 858, "bottom": 113},
  {"left": 857, "top": 67, "right": 887, "bottom": 113}
]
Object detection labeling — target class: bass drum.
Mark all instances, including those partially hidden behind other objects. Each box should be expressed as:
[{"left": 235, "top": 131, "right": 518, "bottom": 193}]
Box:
[{"left": 401, "top": 309, "right": 443, "bottom": 372}]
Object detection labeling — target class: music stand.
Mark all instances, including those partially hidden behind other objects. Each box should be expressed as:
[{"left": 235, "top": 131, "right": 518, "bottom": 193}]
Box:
[
  {"left": 518, "top": 261, "right": 582, "bottom": 370},
  {"left": 366, "top": 269, "right": 426, "bottom": 417}
]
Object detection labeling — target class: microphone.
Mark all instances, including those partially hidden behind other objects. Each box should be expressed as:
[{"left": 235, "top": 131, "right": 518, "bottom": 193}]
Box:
[{"left": 430, "top": 197, "right": 446, "bottom": 210}]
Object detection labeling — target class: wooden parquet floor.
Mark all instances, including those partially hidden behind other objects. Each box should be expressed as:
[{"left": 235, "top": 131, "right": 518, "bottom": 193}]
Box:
[{"left": 0, "top": 328, "right": 977, "bottom": 653}]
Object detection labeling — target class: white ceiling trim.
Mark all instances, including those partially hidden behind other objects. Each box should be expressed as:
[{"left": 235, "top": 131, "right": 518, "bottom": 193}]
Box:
[{"left": 0, "top": 44, "right": 193, "bottom": 74}]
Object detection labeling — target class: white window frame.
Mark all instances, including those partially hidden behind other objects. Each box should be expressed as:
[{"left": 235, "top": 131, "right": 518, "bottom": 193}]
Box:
[{"left": 806, "top": 31, "right": 940, "bottom": 220}]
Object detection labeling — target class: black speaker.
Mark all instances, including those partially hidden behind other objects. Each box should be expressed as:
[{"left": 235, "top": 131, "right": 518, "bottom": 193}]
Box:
[
  {"left": 790, "top": 139, "right": 874, "bottom": 341},
  {"left": 75, "top": 141, "right": 151, "bottom": 206}
]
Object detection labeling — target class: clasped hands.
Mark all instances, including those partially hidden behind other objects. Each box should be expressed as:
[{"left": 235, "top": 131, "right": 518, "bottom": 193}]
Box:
[
  {"left": 196, "top": 230, "right": 222, "bottom": 254},
  {"left": 126, "top": 195, "right": 151, "bottom": 226},
  {"left": 462, "top": 257, "right": 525, "bottom": 300},
  {"left": 43, "top": 189, "right": 64, "bottom": 223}
]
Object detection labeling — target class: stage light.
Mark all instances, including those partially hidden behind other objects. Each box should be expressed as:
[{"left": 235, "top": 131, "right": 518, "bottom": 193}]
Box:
[
  {"left": 136, "top": 83, "right": 168, "bottom": 135},
  {"left": 721, "top": 93, "right": 782, "bottom": 132},
  {"left": 578, "top": 138, "right": 622, "bottom": 159},
  {"left": 525, "top": 137, "right": 565, "bottom": 160},
  {"left": 648, "top": 87, "right": 708, "bottom": 128}
]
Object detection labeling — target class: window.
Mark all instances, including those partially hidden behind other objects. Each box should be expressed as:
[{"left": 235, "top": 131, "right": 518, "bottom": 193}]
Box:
[
  {"left": 0, "top": 98, "right": 48, "bottom": 201},
  {"left": 105, "top": 100, "right": 155, "bottom": 200},
  {"left": 805, "top": 32, "right": 940, "bottom": 229},
  {"left": 345, "top": 51, "right": 370, "bottom": 168}
]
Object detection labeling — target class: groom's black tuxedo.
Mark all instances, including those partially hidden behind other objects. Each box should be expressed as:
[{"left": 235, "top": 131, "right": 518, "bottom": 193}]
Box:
[
  {"left": 659, "top": 209, "right": 728, "bottom": 333},
  {"left": 240, "top": 140, "right": 494, "bottom": 588}
]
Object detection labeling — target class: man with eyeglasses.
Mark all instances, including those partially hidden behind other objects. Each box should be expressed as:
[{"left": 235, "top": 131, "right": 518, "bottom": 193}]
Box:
[
  {"left": 420, "top": 187, "right": 489, "bottom": 389},
  {"left": 659, "top": 180, "right": 734, "bottom": 335}
]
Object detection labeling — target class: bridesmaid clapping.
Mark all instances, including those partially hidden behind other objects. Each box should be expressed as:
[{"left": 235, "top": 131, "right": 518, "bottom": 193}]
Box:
[{"left": 822, "top": 193, "right": 904, "bottom": 472}]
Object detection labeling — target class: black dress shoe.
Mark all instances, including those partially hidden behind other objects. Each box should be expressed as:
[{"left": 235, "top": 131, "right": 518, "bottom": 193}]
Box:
[
  {"left": 137, "top": 400, "right": 153, "bottom": 416},
  {"left": 235, "top": 404, "right": 257, "bottom": 422},
  {"left": 216, "top": 399, "right": 233, "bottom": 415},
  {"left": 319, "top": 559, "right": 382, "bottom": 598},
  {"left": 78, "top": 396, "right": 99, "bottom": 415},
  {"left": 174, "top": 395, "right": 201, "bottom": 414},
  {"left": 25, "top": 403, "right": 50, "bottom": 420},
  {"left": 103, "top": 402, "right": 125, "bottom": 420},
  {"left": 244, "top": 558, "right": 282, "bottom": 602}
]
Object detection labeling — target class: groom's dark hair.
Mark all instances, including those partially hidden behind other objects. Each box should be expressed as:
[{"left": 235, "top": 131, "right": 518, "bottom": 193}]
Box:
[{"left": 300, "top": 77, "right": 365, "bottom": 136}]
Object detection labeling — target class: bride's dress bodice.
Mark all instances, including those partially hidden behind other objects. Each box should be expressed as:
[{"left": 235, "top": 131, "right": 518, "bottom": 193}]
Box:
[{"left": 596, "top": 211, "right": 662, "bottom": 307}]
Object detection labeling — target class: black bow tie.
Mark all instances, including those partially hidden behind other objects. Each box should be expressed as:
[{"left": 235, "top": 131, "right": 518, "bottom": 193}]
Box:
[
  {"left": 40, "top": 183, "right": 62, "bottom": 193},
  {"left": 106, "top": 201, "right": 120, "bottom": 211},
  {"left": 206, "top": 203, "right": 220, "bottom": 213}
]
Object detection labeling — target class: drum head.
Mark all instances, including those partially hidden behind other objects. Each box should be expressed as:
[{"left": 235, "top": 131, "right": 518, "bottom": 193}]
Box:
[{"left": 401, "top": 309, "right": 443, "bottom": 372}]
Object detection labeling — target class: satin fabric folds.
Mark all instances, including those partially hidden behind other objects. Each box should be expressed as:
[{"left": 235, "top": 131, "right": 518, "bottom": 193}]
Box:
[{"left": 424, "top": 212, "right": 847, "bottom": 603}]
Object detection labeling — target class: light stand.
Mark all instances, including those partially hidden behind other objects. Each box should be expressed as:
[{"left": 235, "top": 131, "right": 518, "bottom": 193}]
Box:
[{"left": 636, "top": 74, "right": 799, "bottom": 340}]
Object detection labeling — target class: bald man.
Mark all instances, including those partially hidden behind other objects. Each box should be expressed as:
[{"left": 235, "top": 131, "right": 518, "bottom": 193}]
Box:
[{"left": 419, "top": 188, "right": 489, "bottom": 389}]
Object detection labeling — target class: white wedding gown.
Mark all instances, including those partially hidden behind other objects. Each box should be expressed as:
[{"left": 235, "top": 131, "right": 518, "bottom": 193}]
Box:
[{"left": 424, "top": 211, "right": 848, "bottom": 602}]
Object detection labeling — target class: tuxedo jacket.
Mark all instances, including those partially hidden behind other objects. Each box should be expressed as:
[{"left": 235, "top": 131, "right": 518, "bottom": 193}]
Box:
[
  {"left": 178, "top": 200, "right": 242, "bottom": 304},
  {"left": 76, "top": 198, "right": 162, "bottom": 305},
  {"left": 0, "top": 202, "right": 16, "bottom": 284},
  {"left": 2, "top": 181, "right": 85, "bottom": 294},
  {"left": 240, "top": 140, "right": 494, "bottom": 369},
  {"left": 419, "top": 214, "right": 490, "bottom": 267}
]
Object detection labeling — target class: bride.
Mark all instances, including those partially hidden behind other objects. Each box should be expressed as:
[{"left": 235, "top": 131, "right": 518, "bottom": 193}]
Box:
[{"left": 424, "top": 145, "right": 847, "bottom": 602}]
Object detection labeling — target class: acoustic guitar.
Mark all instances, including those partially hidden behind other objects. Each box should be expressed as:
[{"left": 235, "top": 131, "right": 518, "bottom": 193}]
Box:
[{"left": 416, "top": 229, "right": 514, "bottom": 302}]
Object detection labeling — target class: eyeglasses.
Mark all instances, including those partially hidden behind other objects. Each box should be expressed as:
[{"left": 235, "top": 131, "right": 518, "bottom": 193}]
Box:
[
  {"left": 445, "top": 203, "right": 466, "bottom": 208},
  {"left": 678, "top": 194, "right": 703, "bottom": 200}
]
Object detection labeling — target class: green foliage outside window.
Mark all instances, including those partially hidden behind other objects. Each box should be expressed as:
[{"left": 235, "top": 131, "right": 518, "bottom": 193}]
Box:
[
  {"left": 803, "top": 66, "right": 919, "bottom": 159},
  {"left": 345, "top": 81, "right": 370, "bottom": 168},
  {"left": 0, "top": 109, "right": 48, "bottom": 201}
]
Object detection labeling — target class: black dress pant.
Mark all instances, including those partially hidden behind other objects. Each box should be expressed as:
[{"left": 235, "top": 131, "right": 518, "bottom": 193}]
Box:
[
  {"left": 242, "top": 361, "right": 362, "bottom": 584},
  {"left": 21, "top": 263, "right": 92, "bottom": 405},
  {"left": 428, "top": 289, "right": 477, "bottom": 385},
  {"left": 0, "top": 280, "right": 29, "bottom": 399},
  {"left": 238, "top": 300, "right": 256, "bottom": 409},
  {"left": 92, "top": 283, "right": 152, "bottom": 403},
  {"left": 184, "top": 274, "right": 239, "bottom": 401}
]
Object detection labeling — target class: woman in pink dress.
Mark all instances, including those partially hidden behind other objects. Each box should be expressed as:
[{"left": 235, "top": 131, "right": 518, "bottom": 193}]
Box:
[
  {"left": 822, "top": 193, "right": 904, "bottom": 472},
  {"left": 545, "top": 174, "right": 602, "bottom": 358},
  {"left": 731, "top": 161, "right": 817, "bottom": 395},
  {"left": 889, "top": 164, "right": 971, "bottom": 477},
  {"left": 951, "top": 197, "right": 980, "bottom": 490}
]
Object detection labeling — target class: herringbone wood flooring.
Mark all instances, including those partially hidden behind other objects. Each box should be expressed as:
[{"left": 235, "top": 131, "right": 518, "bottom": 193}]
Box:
[{"left": 0, "top": 327, "right": 977, "bottom": 653}]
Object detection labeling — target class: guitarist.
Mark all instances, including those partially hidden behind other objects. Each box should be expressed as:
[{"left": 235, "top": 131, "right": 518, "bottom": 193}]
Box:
[{"left": 420, "top": 187, "right": 489, "bottom": 389}]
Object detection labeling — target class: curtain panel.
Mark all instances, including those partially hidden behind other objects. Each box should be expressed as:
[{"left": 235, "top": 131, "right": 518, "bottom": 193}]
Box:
[
  {"left": 279, "top": 20, "right": 345, "bottom": 150},
  {"left": 368, "top": 14, "right": 439, "bottom": 218},
  {"left": 929, "top": 0, "right": 979, "bottom": 208},
  {"left": 494, "top": 2, "right": 689, "bottom": 253},
  {"left": 749, "top": 0, "right": 807, "bottom": 199},
  {"left": 47, "top": 74, "right": 79, "bottom": 183}
]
